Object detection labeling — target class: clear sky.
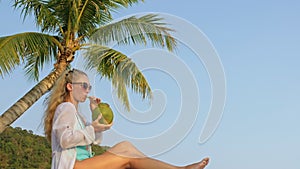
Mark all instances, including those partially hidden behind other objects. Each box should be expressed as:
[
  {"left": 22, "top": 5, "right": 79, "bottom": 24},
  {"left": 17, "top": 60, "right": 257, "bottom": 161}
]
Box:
[{"left": 1, "top": 0, "right": 300, "bottom": 169}]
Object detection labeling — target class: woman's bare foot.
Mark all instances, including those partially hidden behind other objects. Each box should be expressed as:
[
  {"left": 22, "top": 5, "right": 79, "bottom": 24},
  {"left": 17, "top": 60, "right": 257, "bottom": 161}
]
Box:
[{"left": 185, "top": 157, "right": 209, "bottom": 169}]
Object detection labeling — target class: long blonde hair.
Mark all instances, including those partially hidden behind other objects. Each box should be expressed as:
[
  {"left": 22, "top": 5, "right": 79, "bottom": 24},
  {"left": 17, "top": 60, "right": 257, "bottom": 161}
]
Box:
[{"left": 43, "top": 69, "right": 87, "bottom": 142}]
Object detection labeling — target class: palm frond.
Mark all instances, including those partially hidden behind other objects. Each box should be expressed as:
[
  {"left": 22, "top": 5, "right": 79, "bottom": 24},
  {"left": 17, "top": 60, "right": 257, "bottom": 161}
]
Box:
[
  {"left": 14, "top": 0, "right": 145, "bottom": 40},
  {"left": 76, "top": 0, "right": 144, "bottom": 38},
  {"left": 90, "top": 14, "right": 177, "bottom": 51},
  {"left": 0, "top": 32, "right": 60, "bottom": 80},
  {"left": 76, "top": 0, "right": 113, "bottom": 39},
  {"left": 14, "top": 0, "right": 61, "bottom": 33},
  {"left": 83, "top": 44, "right": 152, "bottom": 110},
  {"left": 98, "top": 0, "right": 144, "bottom": 11}
]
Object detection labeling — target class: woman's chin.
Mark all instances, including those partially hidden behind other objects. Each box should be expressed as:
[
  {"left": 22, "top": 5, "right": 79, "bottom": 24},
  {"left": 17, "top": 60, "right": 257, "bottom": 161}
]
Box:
[{"left": 80, "top": 98, "right": 87, "bottom": 102}]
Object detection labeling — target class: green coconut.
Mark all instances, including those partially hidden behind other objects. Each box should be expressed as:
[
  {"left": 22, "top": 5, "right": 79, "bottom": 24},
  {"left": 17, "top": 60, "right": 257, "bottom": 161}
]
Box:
[{"left": 92, "top": 103, "right": 114, "bottom": 124}]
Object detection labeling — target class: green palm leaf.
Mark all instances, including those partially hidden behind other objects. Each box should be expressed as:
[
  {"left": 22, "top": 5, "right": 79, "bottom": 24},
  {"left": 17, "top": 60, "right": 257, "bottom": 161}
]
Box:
[
  {"left": 83, "top": 44, "right": 151, "bottom": 110},
  {"left": 0, "top": 32, "right": 60, "bottom": 80},
  {"left": 90, "top": 14, "right": 176, "bottom": 51},
  {"left": 14, "top": 0, "right": 60, "bottom": 33},
  {"left": 14, "top": 0, "right": 144, "bottom": 38},
  {"left": 76, "top": 0, "right": 113, "bottom": 39}
]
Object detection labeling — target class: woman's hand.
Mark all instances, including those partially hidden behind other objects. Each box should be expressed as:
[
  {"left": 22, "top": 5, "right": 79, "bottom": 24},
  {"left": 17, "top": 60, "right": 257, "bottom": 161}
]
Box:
[
  {"left": 91, "top": 114, "right": 113, "bottom": 132},
  {"left": 88, "top": 96, "right": 101, "bottom": 112}
]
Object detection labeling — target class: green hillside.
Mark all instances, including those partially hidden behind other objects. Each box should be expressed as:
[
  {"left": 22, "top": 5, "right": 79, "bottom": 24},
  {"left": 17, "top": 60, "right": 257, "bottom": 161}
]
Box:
[{"left": 0, "top": 127, "right": 109, "bottom": 168}]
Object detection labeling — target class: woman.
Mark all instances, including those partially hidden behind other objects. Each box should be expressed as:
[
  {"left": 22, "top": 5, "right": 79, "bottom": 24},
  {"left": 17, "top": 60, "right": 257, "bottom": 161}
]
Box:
[{"left": 44, "top": 68, "right": 209, "bottom": 169}]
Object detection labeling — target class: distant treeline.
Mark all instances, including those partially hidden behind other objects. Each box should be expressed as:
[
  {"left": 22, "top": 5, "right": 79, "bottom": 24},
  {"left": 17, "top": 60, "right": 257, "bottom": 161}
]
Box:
[{"left": 0, "top": 126, "right": 110, "bottom": 169}]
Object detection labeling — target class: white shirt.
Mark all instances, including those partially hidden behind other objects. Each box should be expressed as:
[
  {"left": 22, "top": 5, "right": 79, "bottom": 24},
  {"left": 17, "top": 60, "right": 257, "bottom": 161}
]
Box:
[{"left": 51, "top": 102, "right": 102, "bottom": 169}]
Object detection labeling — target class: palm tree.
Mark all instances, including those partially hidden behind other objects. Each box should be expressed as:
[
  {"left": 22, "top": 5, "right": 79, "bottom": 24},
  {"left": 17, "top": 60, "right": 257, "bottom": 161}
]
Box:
[{"left": 0, "top": 0, "right": 176, "bottom": 133}]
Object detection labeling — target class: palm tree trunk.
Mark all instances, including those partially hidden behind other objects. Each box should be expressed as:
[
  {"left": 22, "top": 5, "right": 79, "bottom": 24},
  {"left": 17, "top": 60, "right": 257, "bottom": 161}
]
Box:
[{"left": 0, "top": 64, "right": 68, "bottom": 133}]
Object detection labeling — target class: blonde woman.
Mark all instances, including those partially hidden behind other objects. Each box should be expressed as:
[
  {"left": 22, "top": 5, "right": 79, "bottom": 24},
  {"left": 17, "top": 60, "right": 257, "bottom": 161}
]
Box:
[{"left": 44, "top": 68, "right": 209, "bottom": 169}]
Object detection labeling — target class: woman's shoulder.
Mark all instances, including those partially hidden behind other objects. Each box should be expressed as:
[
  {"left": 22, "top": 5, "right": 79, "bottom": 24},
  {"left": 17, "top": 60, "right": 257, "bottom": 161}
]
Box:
[{"left": 56, "top": 102, "right": 76, "bottom": 113}]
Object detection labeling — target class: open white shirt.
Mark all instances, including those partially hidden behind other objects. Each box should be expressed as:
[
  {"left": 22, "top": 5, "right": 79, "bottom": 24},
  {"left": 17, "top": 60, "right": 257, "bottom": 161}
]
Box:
[{"left": 51, "top": 102, "right": 102, "bottom": 169}]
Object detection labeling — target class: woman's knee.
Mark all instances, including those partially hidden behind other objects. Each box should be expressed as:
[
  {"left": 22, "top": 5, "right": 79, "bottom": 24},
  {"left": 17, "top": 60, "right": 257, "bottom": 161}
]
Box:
[
  {"left": 119, "top": 141, "right": 134, "bottom": 148},
  {"left": 115, "top": 141, "right": 136, "bottom": 151},
  {"left": 109, "top": 141, "right": 145, "bottom": 158}
]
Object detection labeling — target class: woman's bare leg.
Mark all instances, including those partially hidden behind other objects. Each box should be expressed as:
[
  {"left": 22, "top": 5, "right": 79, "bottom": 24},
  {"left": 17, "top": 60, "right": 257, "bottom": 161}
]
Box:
[
  {"left": 107, "top": 141, "right": 146, "bottom": 158},
  {"left": 74, "top": 141, "right": 209, "bottom": 169},
  {"left": 75, "top": 152, "right": 209, "bottom": 169},
  {"left": 107, "top": 141, "right": 180, "bottom": 168},
  {"left": 184, "top": 158, "right": 209, "bottom": 169},
  {"left": 107, "top": 141, "right": 209, "bottom": 169},
  {"left": 74, "top": 151, "right": 130, "bottom": 169},
  {"left": 129, "top": 156, "right": 209, "bottom": 169}
]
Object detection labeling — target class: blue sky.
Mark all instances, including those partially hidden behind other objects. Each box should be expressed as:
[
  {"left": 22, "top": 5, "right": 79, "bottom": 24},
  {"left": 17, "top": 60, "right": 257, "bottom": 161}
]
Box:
[{"left": 1, "top": 0, "right": 300, "bottom": 169}]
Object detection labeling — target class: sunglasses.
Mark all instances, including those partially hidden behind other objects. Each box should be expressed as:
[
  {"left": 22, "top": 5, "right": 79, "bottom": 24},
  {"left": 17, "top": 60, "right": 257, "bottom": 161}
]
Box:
[{"left": 72, "top": 82, "right": 92, "bottom": 90}]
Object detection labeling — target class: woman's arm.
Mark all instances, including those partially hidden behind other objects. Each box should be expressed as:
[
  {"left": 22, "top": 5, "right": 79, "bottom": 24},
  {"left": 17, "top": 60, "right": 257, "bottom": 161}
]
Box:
[
  {"left": 80, "top": 112, "right": 103, "bottom": 145},
  {"left": 88, "top": 96, "right": 113, "bottom": 144},
  {"left": 52, "top": 103, "right": 95, "bottom": 149}
]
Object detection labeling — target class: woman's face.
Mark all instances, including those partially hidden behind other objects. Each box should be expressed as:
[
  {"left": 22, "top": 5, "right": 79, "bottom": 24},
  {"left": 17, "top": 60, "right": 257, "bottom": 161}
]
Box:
[{"left": 70, "top": 74, "right": 91, "bottom": 103}]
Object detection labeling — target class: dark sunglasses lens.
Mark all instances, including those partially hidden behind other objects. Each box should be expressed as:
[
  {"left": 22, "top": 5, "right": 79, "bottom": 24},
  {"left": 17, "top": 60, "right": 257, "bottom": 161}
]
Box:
[{"left": 82, "top": 83, "right": 92, "bottom": 90}]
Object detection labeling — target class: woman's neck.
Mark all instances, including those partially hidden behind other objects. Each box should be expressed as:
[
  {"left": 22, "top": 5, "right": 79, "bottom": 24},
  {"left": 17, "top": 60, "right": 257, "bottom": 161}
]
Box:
[{"left": 65, "top": 96, "right": 79, "bottom": 110}]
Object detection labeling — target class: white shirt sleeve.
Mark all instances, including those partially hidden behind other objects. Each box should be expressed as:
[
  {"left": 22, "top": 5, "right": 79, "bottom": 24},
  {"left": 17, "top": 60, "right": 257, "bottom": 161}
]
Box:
[{"left": 52, "top": 103, "right": 96, "bottom": 149}]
